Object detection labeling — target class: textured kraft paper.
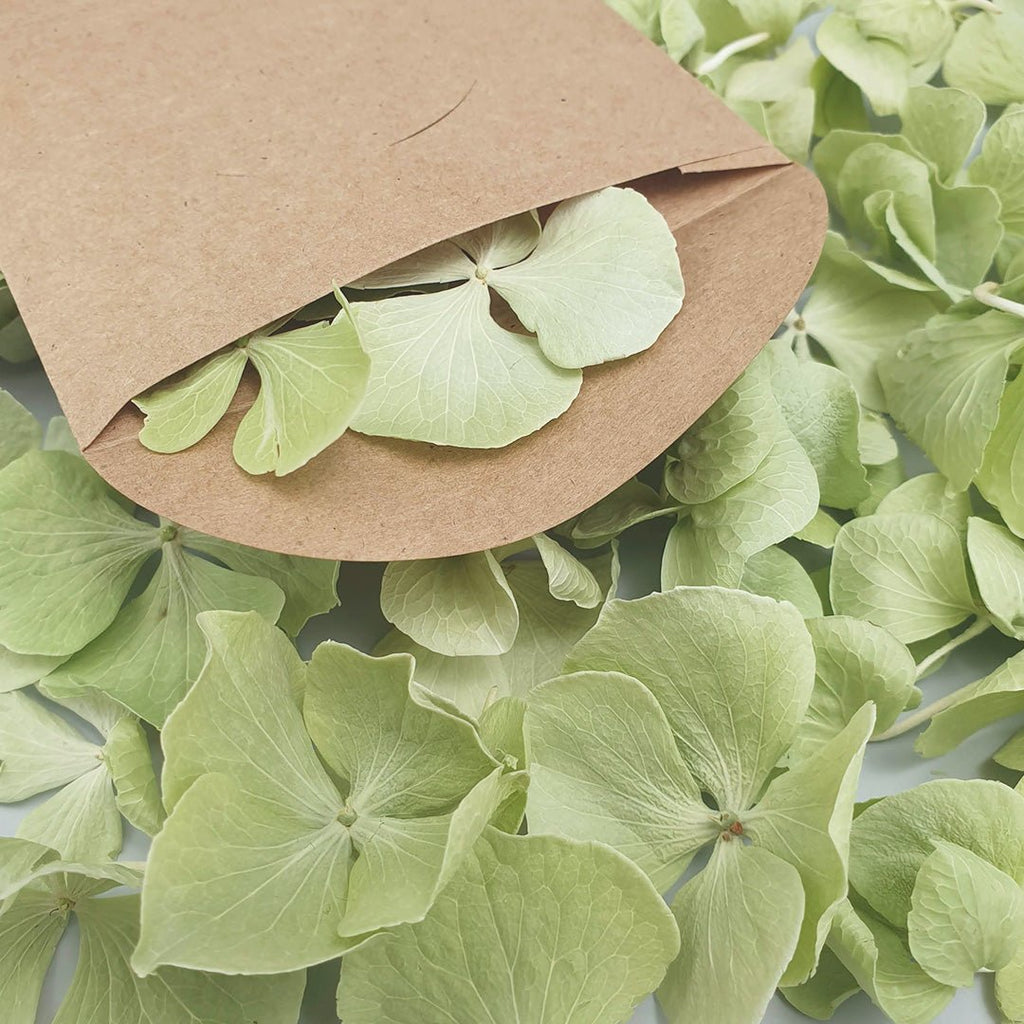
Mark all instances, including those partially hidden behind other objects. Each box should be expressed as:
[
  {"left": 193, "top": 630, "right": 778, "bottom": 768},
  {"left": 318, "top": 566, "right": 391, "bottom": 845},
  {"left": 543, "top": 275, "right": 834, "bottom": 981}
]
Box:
[{"left": 0, "top": 0, "right": 827, "bottom": 561}]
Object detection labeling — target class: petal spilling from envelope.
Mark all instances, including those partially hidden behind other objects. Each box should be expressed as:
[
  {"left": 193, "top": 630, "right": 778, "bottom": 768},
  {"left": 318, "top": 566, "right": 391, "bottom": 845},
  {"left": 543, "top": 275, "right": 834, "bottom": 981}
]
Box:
[
  {"left": 349, "top": 281, "right": 582, "bottom": 448},
  {"left": 487, "top": 187, "right": 685, "bottom": 369},
  {"left": 233, "top": 315, "right": 372, "bottom": 476}
]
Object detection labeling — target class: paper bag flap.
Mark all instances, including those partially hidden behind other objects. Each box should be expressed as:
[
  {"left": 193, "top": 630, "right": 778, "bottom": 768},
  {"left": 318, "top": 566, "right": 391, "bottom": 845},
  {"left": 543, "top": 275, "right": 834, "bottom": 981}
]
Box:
[
  {"left": 82, "top": 161, "right": 828, "bottom": 561},
  {"left": 0, "top": 0, "right": 783, "bottom": 447}
]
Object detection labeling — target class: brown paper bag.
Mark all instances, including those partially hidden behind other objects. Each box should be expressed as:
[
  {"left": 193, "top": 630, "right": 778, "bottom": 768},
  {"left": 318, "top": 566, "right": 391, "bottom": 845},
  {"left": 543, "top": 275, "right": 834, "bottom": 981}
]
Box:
[{"left": 0, "top": 0, "right": 826, "bottom": 560}]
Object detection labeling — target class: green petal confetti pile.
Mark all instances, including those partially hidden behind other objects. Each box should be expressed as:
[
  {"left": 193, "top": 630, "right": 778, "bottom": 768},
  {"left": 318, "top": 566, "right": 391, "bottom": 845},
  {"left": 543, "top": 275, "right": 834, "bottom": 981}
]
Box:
[{"left": 3, "top": 3, "right": 1024, "bottom": 1024}]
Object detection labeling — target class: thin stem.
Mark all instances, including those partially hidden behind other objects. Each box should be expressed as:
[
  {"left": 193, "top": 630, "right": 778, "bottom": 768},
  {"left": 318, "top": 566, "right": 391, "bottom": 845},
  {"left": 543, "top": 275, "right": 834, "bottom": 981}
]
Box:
[
  {"left": 914, "top": 616, "right": 993, "bottom": 681},
  {"left": 872, "top": 685, "right": 972, "bottom": 742},
  {"left": 870, "top": 617, "right": 993, "bottom": 742},
  {"left": 696, "top": 32, "right": 771, "bottom": 75},
  {"left": 973, "top": 282, "right": 1024, "bottom": 320}
]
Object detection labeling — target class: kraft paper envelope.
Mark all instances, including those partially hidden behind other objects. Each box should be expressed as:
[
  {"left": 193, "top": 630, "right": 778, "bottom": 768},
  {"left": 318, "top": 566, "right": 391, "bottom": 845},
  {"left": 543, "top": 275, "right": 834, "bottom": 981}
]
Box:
[{"left": 0, "top": 0, "right": 827, "bottom": 561}]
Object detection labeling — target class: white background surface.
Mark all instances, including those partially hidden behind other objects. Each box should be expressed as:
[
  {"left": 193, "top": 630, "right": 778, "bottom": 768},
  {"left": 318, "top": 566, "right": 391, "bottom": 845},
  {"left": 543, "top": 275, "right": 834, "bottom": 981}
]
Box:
[{"left": 3, "top": 356, "right": 1019, "bottom": 1023}]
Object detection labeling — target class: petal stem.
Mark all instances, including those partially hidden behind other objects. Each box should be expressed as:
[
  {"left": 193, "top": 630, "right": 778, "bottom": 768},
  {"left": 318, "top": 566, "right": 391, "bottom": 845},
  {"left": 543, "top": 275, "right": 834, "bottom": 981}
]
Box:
[
  {"left": 696, "top": 32, "right": 771, "bottom": 75},
  {"left": 870, "top": 617, "right": 994, "bottom": 741},
  {"left": 973, "top": 283, "right": 1024, "bottom": 321}
]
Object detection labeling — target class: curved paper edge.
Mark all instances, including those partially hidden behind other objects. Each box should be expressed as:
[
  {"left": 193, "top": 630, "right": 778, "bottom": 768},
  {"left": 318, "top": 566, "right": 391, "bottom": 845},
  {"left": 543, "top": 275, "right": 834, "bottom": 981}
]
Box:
[{"left": 82, "top": 162, "right": 827, "bottom": 561}]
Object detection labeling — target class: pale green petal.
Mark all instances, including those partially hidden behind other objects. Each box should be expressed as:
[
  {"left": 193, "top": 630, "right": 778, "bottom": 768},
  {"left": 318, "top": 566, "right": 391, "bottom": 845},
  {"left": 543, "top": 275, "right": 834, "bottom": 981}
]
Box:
[
  {"left": 880, "top": 309, "right": 1024, "bottom": 489},
  {"left": 379, "top": 555, "right": 612, "bottom": 716},
  {"left": 747, "top": 705, "right": 876, "bottom": 986},
  {"left": 565, "top": 587, "right": 815, "bottom": 810},
  {"left": 860, "top": 410, "right": 899, "bottom": 467},
  {"left": 816, "top": 12, "right": 911, "bottom": 116},
  {"left": 349, "top": 240, "right": 475, "bottom": 291},
  {"left": 17, "top": 766, "right": 121, "bottom": 862},
  {"left": 524, "top": 671, "right": 714, "bottom": 893},
  {"left": 233, "top": 315, "right": 371, "bottom": 476},
  {"left": 340, "top": 768, "right": 523, "bottom": 936},
  {"left": 687, "top": 427, "right": 819, "bottom": 547},
  {"left": 857, "top": 455, "right": 907, "bottom": 517},
  {"left": 729, "top": 91, "right": 815, "bottom": 163},
  {"left": 691, "top": 0, "right": 756, "bottom": 50},
  {"left": 830, "top": 513, "right": 977, "bottom": 643},
  {"left": 739, "top": 546, "right": 823, "bottom": 619},
  {"left": 488, "top": 187, "right": 682, "bottom": 369},
  {"left": 732, "top": 0, "right": 817, "bottom": 43},
  {"left": 811, "top": 58, "right": 871, "bottom": 136},
  {"left": 664, "top": 358, "right": 777, "bottom": 505},
  {"left": 725, "top": 36, "right": 816, "bottom": 102},
  {"left": 103, "top": 716, "right": 164, "bottom": 836},
  {"left": 780, "top": 946, "right": 860, "bottom": 1020},
  {"left": 827, "top": 899, "right": 955, "bottom": 1024},
  {"left": 977, "top": 371, "right": 1024, "bottom": 538},
  {"left": 658, "top": 840, "right": 804, "bottom": 1024},
  {"left": 968, "top": 517, "right": 1024, "bottom": 638},
  {"left": 159, "top": 610, "right": 333, "bottom": 817},
  {"left": 181, "top": 527, "right": 338, "bottom": 635},
  {"left": 532, "top": 534, "right": 602, "bottom": 608},
  {"left": 838, "top": 144, "right": 936, "bottom": 260},
  {"left": 659, "top": 0, "right": 705, "bottom": 61},
  {"left": 0, "top": 887, "right": 67, "bottom": 1024},
  {"left": 36, "top": 683, "right": 126, "bottom": 737},
  {"left": 454, "top": 210, "right": 541, "bottom": 270},
  {"left": 661, "top": 514, "right": 745, "bottom": 589},
  {"left": 849, "top": 778, "right": 1024, "bottom": 928},
  {"left": 901, "top": 85, "right": 984, "bottom": 185},
  {"left": 0, "top": 838, "right": 58, "bottom": 900},
  {"left": 478, "top": 696, "right": 526, "bottom": 769},
  {"left": 997, "top": 940, "right": 1024, "bottom": 1023},
  {"left": 338, "top": 828, "right": 680, "bottom": 1024},
  {"left": 850, "top": 0, "right": 954, "bottom": 65},
  {"left": 792, "top": 616, "right": 916, "bottom": 759},
  {"left": 37, "top": 859, "right": 144, "bottom": 896},
  {"left": 134, "top": 772, "right": 351, "bottom": 975},
  {"left": 0, "top": 645, "right": 66, "bottom": 693},
  {"left": 303, "top": 642, "right": 495, "bottom": 818},
  {"left": 907, "top": 842, "right": 1024, "bottom": 987},
  {"left": 970, "top": 107, "right": 1024, "bottom": 259},
  {"left": 350, "top": 281, "right": 580, "bottom": 447},
  {"left": 795, "top": 508, "right": 841, "bottom": 549},
  {"left": 881, "top": 198, "right": 967, "bottom": 301},
  {"left": 45, "top": 543, "right": 285, "bottom": 726},
  {"left": 666, "top": 431, "right": 819, "bottom": 587},
  {"left": 917, "top": 651, "right": 1024, "bottom": 757},
  {"left": 0, "top": 390, "right": 40, "bottom": 470},
  {"left": 930, "top": 181, "right": 1004, "bottom": 293},
  {"left": 996, "top": 729, "right": 1024, "bottom": 771},
  {"left": 0, "top": 451, "right": 160, "bottom": 656},
  {"left": 56, "top": 892, "right": 305, "bottom": 1024},
  {"left": 943, "top": 8, "right": 1024, "bottom": 106},
  {"left": 135, "top": 347, "right": 248, "bottom": 454},
  {"left": 875, "top": 473, "right": 970, "bottom": 533},
  {"left": 569, "top": 478, "right": 677, "bottom": 549},
  {"left": 380, "top": 551, "right": 519, "bottom": 657},
  {"left": 0, "top": 690, "right": 100, "bottom": 801},
  {"left": 764, "top": 339, "right": 869, "bottom": 509},
  {"left": 801, "top": 234, "right": 944, "bottom": 411}
]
